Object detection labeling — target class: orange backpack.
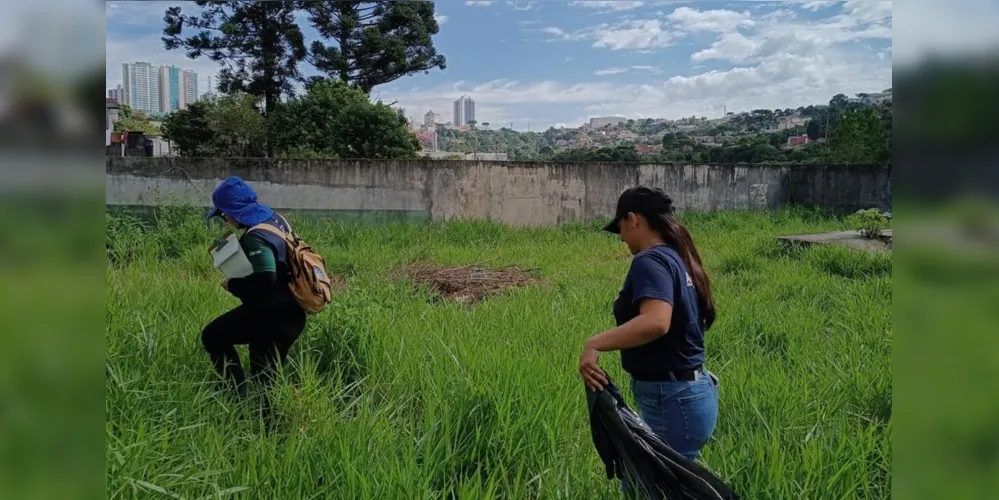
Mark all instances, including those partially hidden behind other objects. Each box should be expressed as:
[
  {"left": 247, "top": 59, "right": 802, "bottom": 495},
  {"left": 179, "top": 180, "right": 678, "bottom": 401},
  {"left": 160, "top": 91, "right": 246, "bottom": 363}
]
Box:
[{"left": 249, "top": 218, "right": 333, "bottom": 314}]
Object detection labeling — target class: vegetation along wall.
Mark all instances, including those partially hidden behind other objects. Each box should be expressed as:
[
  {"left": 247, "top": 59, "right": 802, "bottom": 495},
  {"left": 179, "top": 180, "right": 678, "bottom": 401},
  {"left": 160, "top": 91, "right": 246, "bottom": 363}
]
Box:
[{"left": 106, "top": 157, "right": 892, "bottom": 225}]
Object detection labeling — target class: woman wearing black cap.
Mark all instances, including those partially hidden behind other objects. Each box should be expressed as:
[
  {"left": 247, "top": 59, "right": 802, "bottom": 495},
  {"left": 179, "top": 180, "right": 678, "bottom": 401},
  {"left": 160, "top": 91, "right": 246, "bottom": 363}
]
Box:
[{"left": 579, "top": 185, "right": 720, "bottom": 462}]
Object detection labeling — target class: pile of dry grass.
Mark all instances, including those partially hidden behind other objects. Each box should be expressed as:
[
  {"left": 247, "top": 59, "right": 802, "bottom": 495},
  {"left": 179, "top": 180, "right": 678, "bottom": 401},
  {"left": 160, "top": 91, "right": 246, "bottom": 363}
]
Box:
[{"left": 395, "top": 260, "right": 540, "bottom": 304}]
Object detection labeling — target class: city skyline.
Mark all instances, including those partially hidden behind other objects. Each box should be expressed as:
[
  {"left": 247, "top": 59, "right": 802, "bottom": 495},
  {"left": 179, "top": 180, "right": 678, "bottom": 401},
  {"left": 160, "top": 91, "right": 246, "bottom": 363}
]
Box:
[{"left": 114, "top": 60, "right": 199, "bottom": 115}]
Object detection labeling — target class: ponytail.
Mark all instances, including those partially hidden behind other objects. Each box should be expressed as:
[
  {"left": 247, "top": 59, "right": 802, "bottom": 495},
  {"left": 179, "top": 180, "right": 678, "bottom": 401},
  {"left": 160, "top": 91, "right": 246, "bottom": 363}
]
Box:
[{"left": 646, "top": 210, "right": 717, "bottom": 330}]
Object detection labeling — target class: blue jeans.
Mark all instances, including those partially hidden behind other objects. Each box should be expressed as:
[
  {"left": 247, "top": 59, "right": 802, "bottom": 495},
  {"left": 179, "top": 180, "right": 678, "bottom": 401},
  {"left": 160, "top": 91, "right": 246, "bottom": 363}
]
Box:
[
  {"left": 620, "top": 371, "right": 719, "bottom": 497},
  {"left": 630, "top": 370, "right": 719, "bottom": 461}
]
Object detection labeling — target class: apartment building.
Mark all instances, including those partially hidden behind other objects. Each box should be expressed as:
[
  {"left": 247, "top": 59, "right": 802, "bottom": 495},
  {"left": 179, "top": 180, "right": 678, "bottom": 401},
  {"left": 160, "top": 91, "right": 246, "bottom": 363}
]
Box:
[
  {"left": 452, "top": 95, "right": 475, "bottom": 126},
  {"left": 120, "top": 62, "right": 199, "bottom": 114}
]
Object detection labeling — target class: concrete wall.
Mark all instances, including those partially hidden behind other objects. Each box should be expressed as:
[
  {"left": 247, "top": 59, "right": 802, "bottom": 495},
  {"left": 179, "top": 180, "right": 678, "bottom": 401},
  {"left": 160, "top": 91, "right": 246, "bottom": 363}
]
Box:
[{"left": 106, "top": 157, "right": 891, "bottom": 225}]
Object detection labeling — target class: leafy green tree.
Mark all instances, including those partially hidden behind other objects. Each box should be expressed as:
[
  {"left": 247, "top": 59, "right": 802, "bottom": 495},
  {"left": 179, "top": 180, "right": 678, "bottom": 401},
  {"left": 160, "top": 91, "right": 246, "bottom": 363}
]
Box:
[
  {"left": 210, "top": 93, "right": 268, "bottom": 157},
  {"left": 162, "top": 1, "right": 307, "bottom": 151},
  {"left": 304, "top": 1, "right": 446, "bottom": 93},
  {"left": 826, "top": 104, "right": 891, "bottom": 164},
  {"left": 829, "top": 93, "right": 849, "bottom": 109},
  {"left": 114, "top": 105, "right": 159, "bottom": 134},
  {"left": 161, "top": 101, "right": 215, "bottom": 156},
  {"left": 269, "top": 79, "right": 419, "bottom": 159},
  {"left": 160, "top": 93, "right": 267, "bottom": 157},
  {"left": 750, "top": 143, "right": 782, "bottom": 163},
  {"left": 661, "top": 132, "right": 694, "bottom": 151},
  {"left": 806, "top": 119, "right": 821, "bottom": 141},
  {"left": 551, "top": 145, "right": 639, "bottom": 162}
]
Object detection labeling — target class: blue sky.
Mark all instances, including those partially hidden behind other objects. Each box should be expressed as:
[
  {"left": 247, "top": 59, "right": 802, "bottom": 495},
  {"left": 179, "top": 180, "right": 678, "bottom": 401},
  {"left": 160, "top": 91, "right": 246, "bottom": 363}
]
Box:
[{"left": 105, "top": 1, "right": 896, "bottom": 129}]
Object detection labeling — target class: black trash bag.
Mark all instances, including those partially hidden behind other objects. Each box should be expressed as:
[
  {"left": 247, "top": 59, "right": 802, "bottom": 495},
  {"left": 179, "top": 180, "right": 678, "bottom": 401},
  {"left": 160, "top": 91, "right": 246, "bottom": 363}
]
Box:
[{"left": 586, "top": 377, "right": 740, "bottom": 500}]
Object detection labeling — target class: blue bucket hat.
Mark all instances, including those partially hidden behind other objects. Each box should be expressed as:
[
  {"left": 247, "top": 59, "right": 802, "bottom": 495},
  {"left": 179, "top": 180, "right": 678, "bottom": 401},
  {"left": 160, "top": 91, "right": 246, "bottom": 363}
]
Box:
[{"left": 205, "top": 175, "right": 274, "bottom": 227}]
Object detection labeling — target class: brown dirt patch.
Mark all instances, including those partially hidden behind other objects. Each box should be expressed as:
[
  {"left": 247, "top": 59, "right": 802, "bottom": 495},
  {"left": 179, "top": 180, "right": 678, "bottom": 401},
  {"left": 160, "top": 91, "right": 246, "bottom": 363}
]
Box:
[
  {"left": 328, "top": 272, "right": 348, "bottom": 293},
  {"left": 394, "top": 260, "right": 540, "bottom": 304}
]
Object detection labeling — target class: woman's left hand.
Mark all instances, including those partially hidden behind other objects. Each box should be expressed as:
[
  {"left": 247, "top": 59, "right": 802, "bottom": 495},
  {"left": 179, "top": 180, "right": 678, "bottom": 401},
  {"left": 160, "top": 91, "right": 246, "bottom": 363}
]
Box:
[{"left": 579, "top": 344, "right": 608, "bottom": 391}]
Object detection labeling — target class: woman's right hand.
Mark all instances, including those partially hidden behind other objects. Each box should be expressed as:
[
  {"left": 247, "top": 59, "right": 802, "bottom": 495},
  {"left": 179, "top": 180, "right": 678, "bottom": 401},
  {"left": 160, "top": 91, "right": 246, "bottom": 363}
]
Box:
[{"left": 579, "top": 345, "right": 608, "bottom": 391}]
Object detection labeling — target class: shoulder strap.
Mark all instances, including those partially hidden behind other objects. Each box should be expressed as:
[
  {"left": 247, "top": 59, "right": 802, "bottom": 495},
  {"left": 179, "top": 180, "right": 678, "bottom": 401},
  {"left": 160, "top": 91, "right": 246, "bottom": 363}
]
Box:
[
  {"left": 248, "top": 222, "right": 293, "bottom": 245},
  {"left": 275, "top": 213, "right": 295, "bottom": 234}
]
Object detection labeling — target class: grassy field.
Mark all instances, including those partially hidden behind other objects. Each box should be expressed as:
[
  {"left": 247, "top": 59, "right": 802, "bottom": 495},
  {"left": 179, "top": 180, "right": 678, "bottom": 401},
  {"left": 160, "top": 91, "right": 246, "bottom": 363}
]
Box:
[{"left": 106, "top": 207, "right": 891, "bottom": 499}]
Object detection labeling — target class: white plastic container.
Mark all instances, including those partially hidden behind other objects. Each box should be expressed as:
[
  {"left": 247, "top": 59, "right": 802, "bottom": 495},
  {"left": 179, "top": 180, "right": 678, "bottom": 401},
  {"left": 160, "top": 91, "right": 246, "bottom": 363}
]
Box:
[{"left": 210, "top": 233, "right": 254, "bottom": 279}]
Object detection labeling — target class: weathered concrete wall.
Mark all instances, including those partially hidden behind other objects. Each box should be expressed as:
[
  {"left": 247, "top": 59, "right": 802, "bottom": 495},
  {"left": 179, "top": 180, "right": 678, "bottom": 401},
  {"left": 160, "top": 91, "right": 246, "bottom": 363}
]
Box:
[{"left": 106, "top": 157, "right": 891, "bottom": 225}]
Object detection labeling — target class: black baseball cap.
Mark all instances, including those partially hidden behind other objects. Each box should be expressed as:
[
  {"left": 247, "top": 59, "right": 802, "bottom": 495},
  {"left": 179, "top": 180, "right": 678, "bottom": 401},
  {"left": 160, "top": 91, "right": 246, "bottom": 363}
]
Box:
[{"left": 601, "top": 185, "right": 674, "bottom": 234}]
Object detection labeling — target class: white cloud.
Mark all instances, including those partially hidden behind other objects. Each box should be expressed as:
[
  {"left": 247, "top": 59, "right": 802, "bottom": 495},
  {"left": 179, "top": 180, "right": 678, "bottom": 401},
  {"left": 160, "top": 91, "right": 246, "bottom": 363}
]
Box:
[
  {"left": 594, "top": 65, "right": 663, "bottom": 75},
  {"left": 544, "top": 19, "right": 674, "bottom": 50},
  {"left": 543, "top": 26, "right": 570, "bottom": 39},
  {"left": 591, "top": 20, "right": 673, "bottom": 50},
  {"left": 465, "top": 1, "right": 494, "bottom": 6},
  {"left": 507, "top": 1, "right": 540, "bottom": 11},
  {"left": 685, "top": 2, "right": 891, "bottom": 65},
  {"left": 544, "top": 6, "right": 753, "bottom": 52},
  {"left": 594, "top": 67, "right": 630, "bottom": 75},
  {"left": 841, "top": 0, "right": 892, "bottom": 24},
  {"left": 569, "top": 1, "right": 645, "bottom": 11},
  {"left": 691, "top": 33, "right": 760, "bottom": 63},
  {"left": 666, "top": 7, "right": 755, "bottom": 33},
  {"left": 799, "top": 0, "right": 840, "bottom": 11},
  {"left": 435, "top": 14, "right": 449, "bottom": 25}
]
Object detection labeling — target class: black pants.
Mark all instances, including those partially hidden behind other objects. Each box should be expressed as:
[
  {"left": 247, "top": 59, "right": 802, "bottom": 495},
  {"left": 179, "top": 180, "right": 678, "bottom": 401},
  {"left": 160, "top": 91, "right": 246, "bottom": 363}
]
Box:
[{"left": 201, "top": 302, "right": 307, "bottom": 395}]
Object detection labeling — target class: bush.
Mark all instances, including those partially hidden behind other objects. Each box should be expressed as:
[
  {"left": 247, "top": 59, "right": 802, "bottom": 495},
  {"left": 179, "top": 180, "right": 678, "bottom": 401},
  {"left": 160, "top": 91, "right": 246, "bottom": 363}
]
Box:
[{"left": 847, "top": 209, "right": 890, "bottom": 239}]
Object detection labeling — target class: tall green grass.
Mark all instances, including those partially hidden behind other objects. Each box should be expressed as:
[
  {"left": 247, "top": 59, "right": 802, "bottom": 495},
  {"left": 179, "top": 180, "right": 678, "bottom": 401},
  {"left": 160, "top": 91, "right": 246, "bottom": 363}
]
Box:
[{"left": 106, "top": 207, "right": 891, "bottom": 499}]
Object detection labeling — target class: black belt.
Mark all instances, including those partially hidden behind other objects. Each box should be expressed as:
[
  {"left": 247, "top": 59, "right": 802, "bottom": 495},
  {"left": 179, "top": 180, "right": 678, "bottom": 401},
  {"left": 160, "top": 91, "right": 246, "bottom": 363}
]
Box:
[{"left": 631, "top": 366, "right": 704, "bottom": 382}]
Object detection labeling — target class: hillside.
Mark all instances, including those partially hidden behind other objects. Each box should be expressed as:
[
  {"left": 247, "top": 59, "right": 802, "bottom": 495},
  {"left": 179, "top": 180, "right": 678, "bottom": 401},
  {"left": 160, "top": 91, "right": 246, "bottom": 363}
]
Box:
[{"left": 427, "top": 90, "right": 892, "bottom": 164}]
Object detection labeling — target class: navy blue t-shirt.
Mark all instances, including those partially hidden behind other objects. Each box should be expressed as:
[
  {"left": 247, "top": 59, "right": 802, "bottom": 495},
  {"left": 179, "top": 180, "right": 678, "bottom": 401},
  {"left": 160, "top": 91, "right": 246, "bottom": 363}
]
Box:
[{"left": 613, "top": 245, "right": 706, "bottom": 378}]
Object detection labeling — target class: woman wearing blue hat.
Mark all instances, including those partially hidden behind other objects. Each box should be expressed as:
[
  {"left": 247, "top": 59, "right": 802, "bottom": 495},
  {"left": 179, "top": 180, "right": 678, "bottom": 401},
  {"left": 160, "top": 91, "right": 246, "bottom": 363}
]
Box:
[{"left": 202, "top": 176, "right": 307, "bottom": 398}]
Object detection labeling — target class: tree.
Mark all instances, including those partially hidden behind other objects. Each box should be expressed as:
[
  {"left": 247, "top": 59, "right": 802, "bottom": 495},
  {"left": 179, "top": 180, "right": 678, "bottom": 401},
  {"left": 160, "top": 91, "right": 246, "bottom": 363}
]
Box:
[
  {"left": 160, "top": 93, "right": 267, "bottom": 157},
  {"left": 551, "top": 145, "right": 639, "bottom": 162},
  {"left": 114, "top": 105, "right": 159, "bottom": 134},
  {"left": 829, "top": 93, "right": 849, "bottom": 109},
  {"left": 806, "top": 119, "right": 821, "bottom": 141},
  {"left": 161, "top": 101, "right": 215, "bottom": 156},
  {"left": 826, "top": 104, "right": 891, "bottom": 164},
  {"left": 662, "top": 132, "right": 694, "bottom": 151},
  {"left": 162, "top": 0, "right": 307, "bottom": 156},
  {"left": 210, "top": 93, "right": 268, "bottom": 157},
  {"left": 304, "top": 1, "right": 446, "bottom": 93},
  {"left": 269, "top": 79, "right": 420, "bottom": 159}
]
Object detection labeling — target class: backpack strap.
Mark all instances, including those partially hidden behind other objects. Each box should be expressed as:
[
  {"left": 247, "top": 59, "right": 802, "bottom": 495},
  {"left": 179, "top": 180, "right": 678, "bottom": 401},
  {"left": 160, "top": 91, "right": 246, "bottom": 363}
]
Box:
[
  {"left": 274, "top": 213, "right": 295, "bottom": 234},
  {"left": 248, "top": 222, "right": 293, "bottom": 245}
]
